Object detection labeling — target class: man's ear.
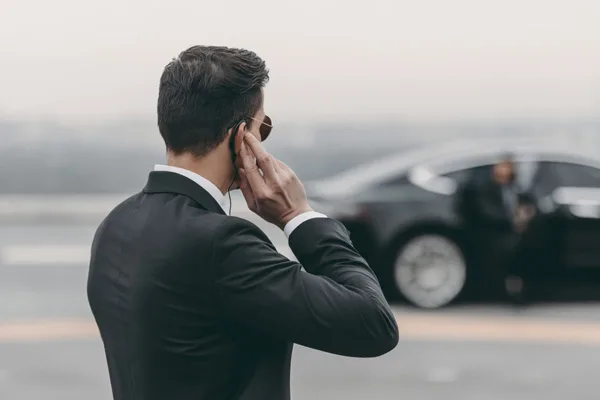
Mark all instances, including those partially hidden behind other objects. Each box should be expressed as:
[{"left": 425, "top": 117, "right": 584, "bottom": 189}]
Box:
[{"left": 233, "top": 121, "right": 247, "bottom": 156}]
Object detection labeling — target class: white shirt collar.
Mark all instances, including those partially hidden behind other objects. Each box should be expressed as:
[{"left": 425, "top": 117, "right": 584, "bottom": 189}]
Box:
[{"left": 153, "top": 164, "right": 229, "bottom": 214}]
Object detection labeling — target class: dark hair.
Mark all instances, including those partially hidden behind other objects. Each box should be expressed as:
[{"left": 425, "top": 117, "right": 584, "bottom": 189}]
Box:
[
  {"left": 157, "top": 46, "right": 269, "bottom": 156},
  {"left": 499, "top": 152, "right": 515, "bottom": 163}
]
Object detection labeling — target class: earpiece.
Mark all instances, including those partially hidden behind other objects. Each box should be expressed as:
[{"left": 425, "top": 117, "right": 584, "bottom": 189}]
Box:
[
  {"left": 230, "top": 121, "right": 245, "bottom": 167},
  {"left": 227, "top": 120, "right": 245, "bottom": 215}
]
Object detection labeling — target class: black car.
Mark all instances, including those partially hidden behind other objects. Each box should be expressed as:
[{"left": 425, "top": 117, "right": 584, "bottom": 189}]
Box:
[{"left": 307, "top": 138, "right": 600, "bottom": 309}]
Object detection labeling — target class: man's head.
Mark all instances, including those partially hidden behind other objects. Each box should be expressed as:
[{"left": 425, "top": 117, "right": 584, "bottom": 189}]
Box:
[
  {"left": 157, "top": 46, "right": 270, "bottom": 158},
  {"left": 493, "top": 152, "right": 516, "bottom": 185}
]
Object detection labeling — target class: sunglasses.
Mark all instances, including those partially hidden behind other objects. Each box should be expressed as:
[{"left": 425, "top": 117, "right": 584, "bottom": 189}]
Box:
[{"left": 249, "top": 115, "right": 273, "bottom": 141}]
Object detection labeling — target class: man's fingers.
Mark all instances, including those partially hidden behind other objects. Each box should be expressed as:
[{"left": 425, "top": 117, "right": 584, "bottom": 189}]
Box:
[
  {"left": 239, "top": 138, "right": 267, "bottom": 192},
  {"left": 275, "top": 159, "right": 298, "bottom": 183},
  {"left": 275, "top": 159, "right": 291, "bottom": 171},
  {"left": 244, "top": 133, "right": 278, "bottom": 183},
  {"left": 273, "top": 159, "right": 288, "bottom": 179},
  {"left": 272, "top": 158, "right": 283, "bottom": 174},
  {"left": 276, "top": 159, "right": 297, "bottom": 176}
]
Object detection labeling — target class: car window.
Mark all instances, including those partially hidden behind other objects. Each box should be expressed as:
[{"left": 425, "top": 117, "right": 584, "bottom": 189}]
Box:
[
  {"left": 442, "top": 165, "right": 492, "bottom": 186},
  {"left": 441, "top": 161, "right": 538, "bottom": 191},
  {"left": 377, "top": 173, "right": 410, "bottom": 187},
  {"left": 549, "top": 162, "right": 600, "bottom": 187},
  {"left": 515, "top": 160, "right": 539, "bottom": 191}
]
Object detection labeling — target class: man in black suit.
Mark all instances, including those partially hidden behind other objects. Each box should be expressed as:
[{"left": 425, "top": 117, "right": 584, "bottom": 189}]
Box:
[
  {"left": 87, "top": 45, "right": 399, "bottom": 400},
  {"left": 457, "top": 153, "right": 534, "bottom": 303}
]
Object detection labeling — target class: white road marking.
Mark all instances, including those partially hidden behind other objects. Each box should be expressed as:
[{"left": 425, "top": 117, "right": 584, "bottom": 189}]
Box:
[
  {"left": 0, "top": 243, "right": 295, "bottom": 266},
  {"left": 0, "top": 193, "right": 252, "bottom": 217},
  {"left": 0, "top": 195, "right": 127, "bottom": 217},
  {"left": 1, "top": 245, "right": 91, "bottom": 265}
]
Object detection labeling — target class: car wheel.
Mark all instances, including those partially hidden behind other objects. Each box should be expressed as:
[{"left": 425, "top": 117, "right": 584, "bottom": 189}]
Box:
[{"left": 393, "top": 234, "right": 467, "bottom": 309}]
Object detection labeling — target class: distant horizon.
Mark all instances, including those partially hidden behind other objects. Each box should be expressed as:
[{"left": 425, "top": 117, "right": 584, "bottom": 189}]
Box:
[{"left": 2, "top": 112, "right": 600, "bottom": 128}]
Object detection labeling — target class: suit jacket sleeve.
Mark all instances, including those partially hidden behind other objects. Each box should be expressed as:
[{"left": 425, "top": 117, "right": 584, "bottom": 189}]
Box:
[
  {"left": 470, "top": 183, "right": 513, "bottom": 229},
  {"left": 476, "top": 195, "right": 511, "bottom": 225},
  {"left": 211, "top": 217, "right": 399, "bottom": 358}
]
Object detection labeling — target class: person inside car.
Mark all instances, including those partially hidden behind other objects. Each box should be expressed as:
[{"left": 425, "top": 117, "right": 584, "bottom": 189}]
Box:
[{"left": 457, "top": 153, "right": 536, "bottom": 304}]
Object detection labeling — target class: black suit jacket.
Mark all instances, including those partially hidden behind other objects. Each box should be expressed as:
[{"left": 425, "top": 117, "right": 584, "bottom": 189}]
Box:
[
  {"left": 87, "top": 171, "right": 399, "bottom": 400},
  {"left": 458, "top": 177, "right": 517, "bottom": 233}
]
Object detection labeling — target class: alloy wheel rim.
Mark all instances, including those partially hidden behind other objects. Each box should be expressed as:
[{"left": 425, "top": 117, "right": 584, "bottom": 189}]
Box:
[{"left": 394, "top": 235, "right": 466, "bottom": 308}]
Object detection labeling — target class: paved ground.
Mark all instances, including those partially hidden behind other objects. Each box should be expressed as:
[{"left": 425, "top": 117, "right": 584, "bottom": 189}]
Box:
[{"left": 2, "top": 220, "right": 600, "bottom": 399}]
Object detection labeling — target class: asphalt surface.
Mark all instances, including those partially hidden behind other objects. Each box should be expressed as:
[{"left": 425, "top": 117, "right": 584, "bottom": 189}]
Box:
[{"left": 2, "top": 218, "right": 600, "bottom": 400}]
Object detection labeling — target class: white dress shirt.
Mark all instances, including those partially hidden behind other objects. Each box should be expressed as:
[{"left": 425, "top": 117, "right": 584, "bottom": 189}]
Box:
[{"left": 154, "top": 165, "right": 327, "bottom": 238}]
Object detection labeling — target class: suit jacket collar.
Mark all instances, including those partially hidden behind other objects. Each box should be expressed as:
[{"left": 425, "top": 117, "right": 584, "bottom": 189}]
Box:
[{"left": 143, "top": 171, "right": 227, "bottom": 215}]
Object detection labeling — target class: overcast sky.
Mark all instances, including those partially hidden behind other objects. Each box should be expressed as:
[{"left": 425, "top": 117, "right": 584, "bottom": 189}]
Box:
[{"left": 1, "top": 0, "right": 600, "bottom": 123}]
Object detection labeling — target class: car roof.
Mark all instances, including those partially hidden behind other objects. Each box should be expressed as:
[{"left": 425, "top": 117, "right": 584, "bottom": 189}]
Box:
[{"left": 311, "top": 136, "right": 600, "bottom": 195}]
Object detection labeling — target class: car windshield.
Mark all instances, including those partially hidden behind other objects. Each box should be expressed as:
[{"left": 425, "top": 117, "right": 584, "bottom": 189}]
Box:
[{"left": 309, "top": 138, "right": 497, "bottom": 196}]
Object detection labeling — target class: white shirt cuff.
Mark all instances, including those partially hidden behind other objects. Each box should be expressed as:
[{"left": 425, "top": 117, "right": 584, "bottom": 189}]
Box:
[{"left": 283, "top": 211, "right": 328, "bottom": 238}]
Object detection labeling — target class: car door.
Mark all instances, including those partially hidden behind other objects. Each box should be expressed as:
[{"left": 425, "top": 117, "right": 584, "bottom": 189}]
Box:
[{"left": 532, "top": 161, "right": 600, "bottom": 269}]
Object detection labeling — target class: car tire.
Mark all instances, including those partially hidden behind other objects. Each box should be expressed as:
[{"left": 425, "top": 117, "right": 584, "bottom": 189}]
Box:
[{"left": 392, "top": 233, "right": 467, "bottom": 309}]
